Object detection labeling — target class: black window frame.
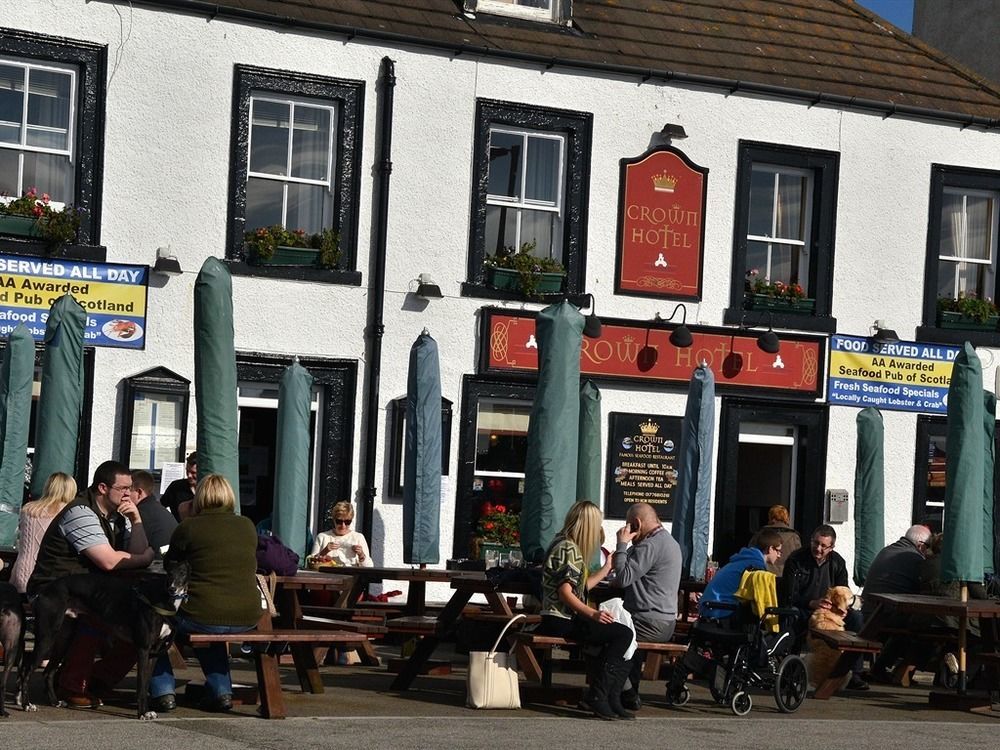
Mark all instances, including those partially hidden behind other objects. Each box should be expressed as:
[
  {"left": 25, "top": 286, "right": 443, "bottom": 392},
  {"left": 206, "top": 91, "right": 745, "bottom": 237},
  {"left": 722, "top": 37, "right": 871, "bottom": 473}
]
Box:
[
  {"left": 225, "top": 65, "right": 364, "bottom": 285},
  {"left": 724, "top": 141, "right": 839, "bottom": 333},
  {"left": 462, "top": 98, "right": 592, "bottom": 300},
  {"left": 0, "top": 28, "right": 106, "bottom": 261},
  {"left": 916, "top": 164, "right": 1000, "bottom": 347}
]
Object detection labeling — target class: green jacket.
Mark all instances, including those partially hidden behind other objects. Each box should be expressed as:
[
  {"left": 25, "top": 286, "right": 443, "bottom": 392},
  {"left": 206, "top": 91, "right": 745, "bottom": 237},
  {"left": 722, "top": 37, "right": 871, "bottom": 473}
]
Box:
[{"left": 165, "top": 507, "right": 261, "bottom": 627}]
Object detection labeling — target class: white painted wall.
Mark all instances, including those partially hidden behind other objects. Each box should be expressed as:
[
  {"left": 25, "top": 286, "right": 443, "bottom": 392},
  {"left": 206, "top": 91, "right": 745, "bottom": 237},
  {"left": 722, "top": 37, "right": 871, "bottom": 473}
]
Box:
[{"left": 6, "top": 3, "right": 1000, "bottom": 598}]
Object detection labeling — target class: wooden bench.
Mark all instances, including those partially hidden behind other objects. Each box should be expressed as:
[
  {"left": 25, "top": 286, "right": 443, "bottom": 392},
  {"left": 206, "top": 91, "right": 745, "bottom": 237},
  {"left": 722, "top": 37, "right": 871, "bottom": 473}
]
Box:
[
  {"left": 809, "top": 629, "right": 883, "bottom": 700},
  {"left": 186, "top": 629, "right": 368, "bottom": 719},
  {"left": 515, "top": 632, "right": 688, "bottom": 687}
]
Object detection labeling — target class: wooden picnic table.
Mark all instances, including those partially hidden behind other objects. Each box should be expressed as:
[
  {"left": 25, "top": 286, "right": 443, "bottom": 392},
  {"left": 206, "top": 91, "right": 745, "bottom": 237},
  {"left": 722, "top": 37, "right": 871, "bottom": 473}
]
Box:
[{"left": 321, "top": 565, "right": 484, "bottom": 616}]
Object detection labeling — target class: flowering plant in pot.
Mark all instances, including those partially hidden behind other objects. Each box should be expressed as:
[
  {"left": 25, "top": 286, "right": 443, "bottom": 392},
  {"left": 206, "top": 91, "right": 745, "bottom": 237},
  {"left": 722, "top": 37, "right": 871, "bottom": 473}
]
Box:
[
  {"left": 475, "top": 501, "right": 520, "bottom": 549},
  {"left": 244, "top": 224, "right": 341, "bottom": 269},
  {"left": 0, "top": 187, "right": 83, "bottom": 246},
  {"left": 937, "top": 292, "right": 999, "bottom": 326},
  {"left": 484, "top": 241, "right": 565, "bottom": 297},
  {"left": 744, "top": 268, "right": 814, "bottom": 312}
]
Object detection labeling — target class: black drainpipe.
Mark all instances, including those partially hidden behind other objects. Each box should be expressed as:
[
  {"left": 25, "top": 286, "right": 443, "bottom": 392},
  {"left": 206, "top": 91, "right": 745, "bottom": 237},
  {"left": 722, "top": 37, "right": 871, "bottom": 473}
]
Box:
[{"left": 361, "top": 57, "right": 395, "bottom": 542}]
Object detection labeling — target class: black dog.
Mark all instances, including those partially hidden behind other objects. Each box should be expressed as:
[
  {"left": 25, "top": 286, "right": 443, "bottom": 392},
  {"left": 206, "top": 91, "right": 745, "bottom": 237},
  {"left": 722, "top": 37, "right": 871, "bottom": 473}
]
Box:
[
  {"left": 18, "top": 561, "right": 189, "bottom": 719},
  {"left": 0, "top": 582, "right": 26, "bottom": 718}
]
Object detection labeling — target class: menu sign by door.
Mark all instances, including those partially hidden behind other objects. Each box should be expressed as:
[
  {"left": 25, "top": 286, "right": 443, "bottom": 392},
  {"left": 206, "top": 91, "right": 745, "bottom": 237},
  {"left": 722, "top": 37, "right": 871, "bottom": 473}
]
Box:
[{"left": 604, "top": 412, "right": 682, "bottom": 521}]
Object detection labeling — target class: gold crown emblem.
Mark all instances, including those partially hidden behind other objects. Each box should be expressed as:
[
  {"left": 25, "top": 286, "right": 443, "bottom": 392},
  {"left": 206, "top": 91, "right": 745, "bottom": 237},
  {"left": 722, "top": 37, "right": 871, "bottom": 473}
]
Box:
[
  {"left": 639, "top": 419, "right": 659, "bottom": 436},
  {"left": 652, "top": 172, "right": 678, "bottom": 192}
]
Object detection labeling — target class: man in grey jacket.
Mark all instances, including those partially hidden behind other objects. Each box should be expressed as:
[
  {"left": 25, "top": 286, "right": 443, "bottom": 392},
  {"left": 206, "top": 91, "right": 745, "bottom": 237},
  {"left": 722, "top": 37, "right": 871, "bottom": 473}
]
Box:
[{"left": 611, "top": 502, "right": 682, "bottom": 710}]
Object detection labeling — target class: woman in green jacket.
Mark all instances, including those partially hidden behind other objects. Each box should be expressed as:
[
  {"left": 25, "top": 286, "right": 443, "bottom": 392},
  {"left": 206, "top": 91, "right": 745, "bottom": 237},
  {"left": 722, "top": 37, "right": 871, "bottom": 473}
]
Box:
[{"left": 149, "top": 474, "right": 260, "bottom": 713}]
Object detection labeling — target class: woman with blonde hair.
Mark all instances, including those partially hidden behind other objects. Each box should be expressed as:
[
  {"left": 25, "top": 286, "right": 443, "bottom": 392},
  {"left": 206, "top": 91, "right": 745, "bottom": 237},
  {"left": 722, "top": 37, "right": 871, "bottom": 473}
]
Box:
[
  {"left": 148, "top": 474, "right": 260, "bottom": 714},
  {"left": 538, "top": 500, "right": 634, "bottom": 720},
  {"left": 10, "top": 472, "right": 77, "bottom": 593},
  {"left": 308, "top": 501, "right": 372, "bottom": 567}
]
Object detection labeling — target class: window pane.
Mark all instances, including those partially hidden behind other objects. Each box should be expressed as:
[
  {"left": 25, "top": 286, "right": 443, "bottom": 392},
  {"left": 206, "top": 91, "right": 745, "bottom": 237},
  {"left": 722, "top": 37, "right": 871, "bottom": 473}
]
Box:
[
  {"left": 939, "top": 193, "right": 963, "bottom": 258},
  {"left": 475, "top": 399, "right": 531, "bottom": 474},
  {"left": 0, "top": 148, "right": 18, "bottom": 193},
  {"left": 769, "top": 243, "right": 794, "bottom": 284},
  {"left": 21, "top": 151, "right": 72, "bottom": 203},
  {"left": 286, "top": 182, "right": 330, "bottom": 235},
  {"left": 245, "top": 177, "right": 284, "bottom": 231},
  {"left": 486, "top": 203, "right": 517, "bottom": 255},
  {"left": 937, "top": 260, "right": 957, "bottom": 298},
  {"left": 775, "top": 172, "right": 806, "bottom": 241},
  {"left": 26, "top": 70, "right": 71, "bottom": 144},
  {"left": 249, "top": 99, "right": 290, "bottom": 176},
  {"left": 487, "top": 130, "right": 522, "bottom": 198},
  {"left": 748, "top": 168, "right": 775, "bottom": 237},
  {"left": 25, "top": 126, "right": 66, "bottom": 150},
  {"left": 746, "top": 240, "right": 769, "bottom": 278},
  {"left": 290, "top": 105, "right": 331, "bottom": 181},
  {"left": 520, "top": 208, "right": 560, "bottom": 262},
  {"left": 525, "top": 136, "right": 560, "bottom": 203},
  {"left": 965, "top": 194, "right": 994, "bottom": 261},
  {"left": 0, "top": 65, "right": 24, "bottom": 144}
]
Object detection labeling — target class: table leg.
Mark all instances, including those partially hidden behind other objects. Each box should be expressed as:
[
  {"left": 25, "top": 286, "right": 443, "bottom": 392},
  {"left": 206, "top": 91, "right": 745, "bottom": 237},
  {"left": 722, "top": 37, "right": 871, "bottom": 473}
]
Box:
[
  {"left": 406, "top": 581, "right": 427, "bottom": 616},
  {"left": 390, "top": 589, "right": 473, "bottom": 691},
  {"left": 290, "top": 643, "right": 325, "bottom": 694},
  {"left": 255, "top": 651, "right": 287, "bottom": 719}
]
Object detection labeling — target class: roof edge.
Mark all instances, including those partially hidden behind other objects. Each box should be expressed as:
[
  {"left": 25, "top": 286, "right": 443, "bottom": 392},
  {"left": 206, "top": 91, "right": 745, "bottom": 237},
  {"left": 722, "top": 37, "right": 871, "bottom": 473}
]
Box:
[{"left": 98, "top": 0, "right": 1000, "bottom": 131}]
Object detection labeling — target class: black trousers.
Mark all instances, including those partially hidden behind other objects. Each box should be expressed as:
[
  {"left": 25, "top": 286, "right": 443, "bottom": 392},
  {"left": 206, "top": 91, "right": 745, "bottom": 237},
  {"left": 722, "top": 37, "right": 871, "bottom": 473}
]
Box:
[{"left": 539, "top": 614, "right": 633, "bottom": 661}]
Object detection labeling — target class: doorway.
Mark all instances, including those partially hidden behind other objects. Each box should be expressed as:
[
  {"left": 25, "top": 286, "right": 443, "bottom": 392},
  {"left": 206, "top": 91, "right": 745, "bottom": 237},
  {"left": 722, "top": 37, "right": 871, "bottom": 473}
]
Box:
[{"left": 715, "top": 399, "right": 828, "bottom": 563}]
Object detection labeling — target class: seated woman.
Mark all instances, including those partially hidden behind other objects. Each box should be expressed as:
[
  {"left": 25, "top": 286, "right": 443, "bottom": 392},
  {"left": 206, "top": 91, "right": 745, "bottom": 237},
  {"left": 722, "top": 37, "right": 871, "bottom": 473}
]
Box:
[
  {"left": 9, "top": 472, "right": 77, "bottom": 594},
  {"left": 307, "top": 501, "right": 372, "bottom": 567},
  {"left": 537, "top": 500, "right": 633, "bottom": 720},
  {"left": 149, "top": 474, "right": 261, "bottom": 713}
]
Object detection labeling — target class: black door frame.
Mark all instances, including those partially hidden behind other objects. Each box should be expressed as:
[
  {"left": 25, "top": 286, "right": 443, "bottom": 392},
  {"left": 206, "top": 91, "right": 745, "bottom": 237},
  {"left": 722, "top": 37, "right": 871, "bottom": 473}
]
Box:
[{"left": 715, "top": 397, "right": 829, "bottom": 562}]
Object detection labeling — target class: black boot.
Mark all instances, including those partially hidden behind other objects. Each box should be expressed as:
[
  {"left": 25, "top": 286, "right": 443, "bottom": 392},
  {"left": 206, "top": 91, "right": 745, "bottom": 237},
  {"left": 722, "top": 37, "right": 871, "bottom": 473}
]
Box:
[
  {"left": 579, "top": 660, "right": 617, "bottom": 720},
  {"left": 606, "top": 657, "right": 636, "bottom": 720},
  {"left": 620, "top": 652, "right": 643, "bottom": 711}
]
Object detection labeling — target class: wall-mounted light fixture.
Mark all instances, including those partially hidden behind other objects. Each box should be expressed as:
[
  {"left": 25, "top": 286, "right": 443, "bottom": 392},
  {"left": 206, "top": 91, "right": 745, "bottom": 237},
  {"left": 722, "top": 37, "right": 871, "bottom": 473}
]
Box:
[
  {"left": 741, "top": 312, "right": 781, "bottom": 354},
  {"left": 152, "top": 246, "right": 182, "bottom": 276},
  {"left": 870, "top": 319, "right": 899, "bottom": 346},
  {"left": 659, "top": 123, "right": 688, "bottom": 143},
  {"left": 578, "top": 293, "right": 602, "bottom": 338},
  {"left": 657, "top": 303, "right": 693, "bottom": 348},
  {"left": 415, "top": 273, "right": 443, "bottom": 300}
]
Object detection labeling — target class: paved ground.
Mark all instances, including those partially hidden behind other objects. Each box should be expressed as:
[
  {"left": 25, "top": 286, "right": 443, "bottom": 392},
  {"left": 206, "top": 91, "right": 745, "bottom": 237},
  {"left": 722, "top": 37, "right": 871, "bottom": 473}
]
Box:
[{"left": 2, "top": 645, "right": 998, "bottom": 749}]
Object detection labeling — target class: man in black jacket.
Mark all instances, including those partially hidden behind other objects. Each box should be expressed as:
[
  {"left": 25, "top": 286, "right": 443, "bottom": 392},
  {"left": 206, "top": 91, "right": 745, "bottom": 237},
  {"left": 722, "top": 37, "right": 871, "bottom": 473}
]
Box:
[{"left": 781, "top": 524, "right": 869, "bottom": 690}]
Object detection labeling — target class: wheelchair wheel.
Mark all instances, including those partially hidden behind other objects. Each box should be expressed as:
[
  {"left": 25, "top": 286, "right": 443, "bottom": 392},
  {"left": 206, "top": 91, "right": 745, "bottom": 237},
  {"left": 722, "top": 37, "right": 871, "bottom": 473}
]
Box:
[
  {"left": 773, "top": 654, "right": 808, "bottom": 713},
  {"left": 730, "top": 690, "right": 752, "bottom": 716},
  {"left": 665, "top": 686, "right": 690, "bottom": 707}
]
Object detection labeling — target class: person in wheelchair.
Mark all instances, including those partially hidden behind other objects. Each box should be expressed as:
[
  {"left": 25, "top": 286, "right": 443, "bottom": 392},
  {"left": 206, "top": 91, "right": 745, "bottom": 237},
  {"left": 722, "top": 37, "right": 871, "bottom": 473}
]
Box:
[{"left": 699, "top": 530, "right": 783, "bottom": 624}]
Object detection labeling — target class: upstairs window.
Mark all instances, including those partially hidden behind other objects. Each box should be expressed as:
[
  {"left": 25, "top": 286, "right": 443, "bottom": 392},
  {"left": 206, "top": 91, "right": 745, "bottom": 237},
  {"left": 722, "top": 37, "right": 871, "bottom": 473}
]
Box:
[
  {"left": 470, "top": 0, "right": 564, "bottom": 23},
  {"left": 726, "top": 141, "right": 839, "bottom": 333},
  {"left": 0, "top": 57, "right": 76, "bottom": 206},
  {"left": 486, "top": 127, "right": 565, "bottom": 261},
  {"left": 246, "top": 95, "right": 336, "bottom": 235},
  {"left": 919, "top": 165, "right": 1000, "bottom": 345}
]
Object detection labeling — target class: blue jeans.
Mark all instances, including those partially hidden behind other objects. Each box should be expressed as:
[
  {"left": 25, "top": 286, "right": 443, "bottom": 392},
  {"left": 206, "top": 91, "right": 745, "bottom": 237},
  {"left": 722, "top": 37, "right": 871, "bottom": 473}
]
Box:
[{"left": 150, "top": 614, "right": 253, "bottom": 699}]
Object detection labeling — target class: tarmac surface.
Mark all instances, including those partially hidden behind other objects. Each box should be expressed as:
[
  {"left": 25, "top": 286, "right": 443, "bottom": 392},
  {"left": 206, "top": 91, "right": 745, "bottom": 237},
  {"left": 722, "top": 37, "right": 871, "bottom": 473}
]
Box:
[{"left": 2, "top": 643, "right": 999, "bottom": 749}]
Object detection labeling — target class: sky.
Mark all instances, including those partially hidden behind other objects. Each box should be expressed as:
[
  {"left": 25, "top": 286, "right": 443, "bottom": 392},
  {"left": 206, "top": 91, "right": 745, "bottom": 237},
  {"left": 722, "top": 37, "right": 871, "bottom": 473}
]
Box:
[{"left": 857, "top": 0, "right": 914, "bottom": 32}]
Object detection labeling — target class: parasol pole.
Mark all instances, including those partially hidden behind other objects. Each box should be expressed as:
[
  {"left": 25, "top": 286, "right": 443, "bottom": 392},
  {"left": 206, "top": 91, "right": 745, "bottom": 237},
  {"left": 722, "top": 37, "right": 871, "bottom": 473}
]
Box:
[{"left": 958, "top": 583, "right": 968, "bottom": 694}]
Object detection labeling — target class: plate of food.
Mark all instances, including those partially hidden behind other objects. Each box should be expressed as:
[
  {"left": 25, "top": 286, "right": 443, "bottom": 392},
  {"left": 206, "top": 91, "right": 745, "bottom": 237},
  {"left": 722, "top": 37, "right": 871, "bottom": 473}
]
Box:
[
  {"left": 307, "top": 555, "right": 342, "bottom": 571},
  {"left": 102, "top": 319, "right": 143, "bottom": 341}
]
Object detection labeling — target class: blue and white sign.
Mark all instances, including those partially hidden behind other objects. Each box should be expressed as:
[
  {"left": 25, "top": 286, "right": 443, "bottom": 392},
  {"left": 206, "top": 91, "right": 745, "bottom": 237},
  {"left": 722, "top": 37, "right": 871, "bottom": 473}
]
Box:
[{"left": 827, "top": 335, "right": 960, "bottom": 414}]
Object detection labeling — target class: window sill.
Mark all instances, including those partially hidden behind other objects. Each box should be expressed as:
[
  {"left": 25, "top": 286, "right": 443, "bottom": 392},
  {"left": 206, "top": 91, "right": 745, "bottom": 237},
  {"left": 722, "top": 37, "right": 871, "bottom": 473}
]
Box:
[
  {"left": 0, "top": 235, "right": 107, "bottom": 262},
  {"left": 723, "top": 306, "right": 837, "bottom": 334},
  {"left": 461, "top": 281, "right": 587, "bottom": 306},
  {"left": 915, "top": 325, "right": 1000, "bottom": 347},
  {"left": 226, "top": 261, "right": 362, "bottom": 286}
]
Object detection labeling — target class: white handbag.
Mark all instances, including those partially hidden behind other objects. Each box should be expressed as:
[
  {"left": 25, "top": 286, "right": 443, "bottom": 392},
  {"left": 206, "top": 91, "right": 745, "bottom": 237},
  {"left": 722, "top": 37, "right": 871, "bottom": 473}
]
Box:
[{"left": 466, "top": 613, "right": 525, "bottom": 709}]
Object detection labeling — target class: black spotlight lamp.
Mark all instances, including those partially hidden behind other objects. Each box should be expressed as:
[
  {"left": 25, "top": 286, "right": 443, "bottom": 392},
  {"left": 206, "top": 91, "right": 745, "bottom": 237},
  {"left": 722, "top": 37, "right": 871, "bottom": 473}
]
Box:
[
  {"left": 415, "top": 273, "right": 443, "bottom": 300},
  {"left": 580, "top": 293, "right": 602, "bottom": 338},
  {"left": 660, "top": 123, "right": 688, "bottom": 142},
  {"left": 752, "top": 311, "right": 780, "bottom": 354},
  {"left": 871, "top": 319, "right": 899, "bottom": 346},
  {"left": 658, "top": 304, "right": 693, "bottom": 348}
]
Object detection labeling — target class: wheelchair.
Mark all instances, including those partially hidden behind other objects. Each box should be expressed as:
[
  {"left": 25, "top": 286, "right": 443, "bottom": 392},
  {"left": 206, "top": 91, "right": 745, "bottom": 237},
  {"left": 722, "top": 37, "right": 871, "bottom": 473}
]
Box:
[{"left": 666, "top": 601, "right": 808, "bottom": 716}]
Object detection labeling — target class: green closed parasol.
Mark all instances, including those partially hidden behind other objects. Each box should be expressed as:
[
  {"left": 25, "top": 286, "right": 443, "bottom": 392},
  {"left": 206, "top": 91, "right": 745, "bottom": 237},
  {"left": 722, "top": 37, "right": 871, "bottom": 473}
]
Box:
[
  {"left": 271, "top": 360, "right": 314, "bottom": 564},
  {"left": 0, "top": 324, "right": 35, "bottom": 545}
]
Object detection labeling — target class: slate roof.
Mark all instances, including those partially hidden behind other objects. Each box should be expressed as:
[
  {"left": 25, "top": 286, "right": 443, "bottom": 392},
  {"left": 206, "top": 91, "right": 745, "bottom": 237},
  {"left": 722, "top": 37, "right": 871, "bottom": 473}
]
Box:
[{"left": 142, "top": 0, "right": 1000, "bottom": 124}]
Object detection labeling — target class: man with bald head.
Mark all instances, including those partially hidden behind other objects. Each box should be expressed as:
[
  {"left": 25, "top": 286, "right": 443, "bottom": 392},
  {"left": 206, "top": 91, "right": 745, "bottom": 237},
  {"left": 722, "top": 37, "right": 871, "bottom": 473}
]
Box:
[{"left": 610, "top": 502, "right": 682, "bottom": 709}]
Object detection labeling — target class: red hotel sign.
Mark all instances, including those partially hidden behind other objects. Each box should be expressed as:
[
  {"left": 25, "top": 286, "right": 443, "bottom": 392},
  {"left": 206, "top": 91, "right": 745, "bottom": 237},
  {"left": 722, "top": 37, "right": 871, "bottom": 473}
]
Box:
[
  {"left": 615, "top": 146, "right": 708, "bottom": 300},
  {"left": 482, "top": 309, "right": 824, "bottom": 398}
]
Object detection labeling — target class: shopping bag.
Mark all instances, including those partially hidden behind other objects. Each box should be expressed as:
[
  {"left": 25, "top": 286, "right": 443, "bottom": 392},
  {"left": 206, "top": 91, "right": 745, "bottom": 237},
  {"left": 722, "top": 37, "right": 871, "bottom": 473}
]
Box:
[{"left": 466, "top": 613, "right": 525, "bottom": 709}]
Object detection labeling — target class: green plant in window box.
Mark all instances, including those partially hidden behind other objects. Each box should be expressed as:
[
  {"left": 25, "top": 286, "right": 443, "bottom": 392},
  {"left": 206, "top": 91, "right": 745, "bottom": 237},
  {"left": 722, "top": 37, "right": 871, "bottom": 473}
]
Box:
[
  {"left": 744, "top": 268, "right": 815, "bottom": 313},
  {"left": 484, "top": 241, "right": 565, "bottom": 298},
  {"left": 937, "top": 293, "right": 1000, "bottom": 328},
  {"left": 244, "top": 224, "right": 341, "bottom": 269},
  {"left": 0, "top": 188, "right": 83, "bottom": 247}
]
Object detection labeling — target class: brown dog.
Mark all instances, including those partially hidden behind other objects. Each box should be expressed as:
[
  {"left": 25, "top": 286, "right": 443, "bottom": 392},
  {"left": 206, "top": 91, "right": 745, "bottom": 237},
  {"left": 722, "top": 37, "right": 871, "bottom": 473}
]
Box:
[{"left": 805, "top": 586, "right": 854, "bottom": 687}]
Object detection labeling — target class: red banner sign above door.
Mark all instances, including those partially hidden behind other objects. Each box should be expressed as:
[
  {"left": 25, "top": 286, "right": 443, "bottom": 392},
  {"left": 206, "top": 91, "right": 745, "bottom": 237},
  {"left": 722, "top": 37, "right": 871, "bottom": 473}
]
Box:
[
  {"left": 480, "top": 308, "right": 824, "bottom": 398},
  {"left": 615, "top": 146, "right": 708, "bottom": 300}
]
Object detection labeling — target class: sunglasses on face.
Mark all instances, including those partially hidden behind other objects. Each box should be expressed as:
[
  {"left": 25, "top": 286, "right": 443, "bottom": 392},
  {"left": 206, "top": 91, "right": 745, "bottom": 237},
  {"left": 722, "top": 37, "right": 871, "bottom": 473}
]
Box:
[{"left": 334, "top": 519, "right": 352, "bottom": 526}]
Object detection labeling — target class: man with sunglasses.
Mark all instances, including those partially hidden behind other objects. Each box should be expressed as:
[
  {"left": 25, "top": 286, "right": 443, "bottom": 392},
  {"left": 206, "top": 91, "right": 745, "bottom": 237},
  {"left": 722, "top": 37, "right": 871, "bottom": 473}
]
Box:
[
  {"left": 781, "top": 524, "right": 868, "bottom": 690},
  {"left": 28, "top": 460, "right": 155, "bottom": 707}
]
